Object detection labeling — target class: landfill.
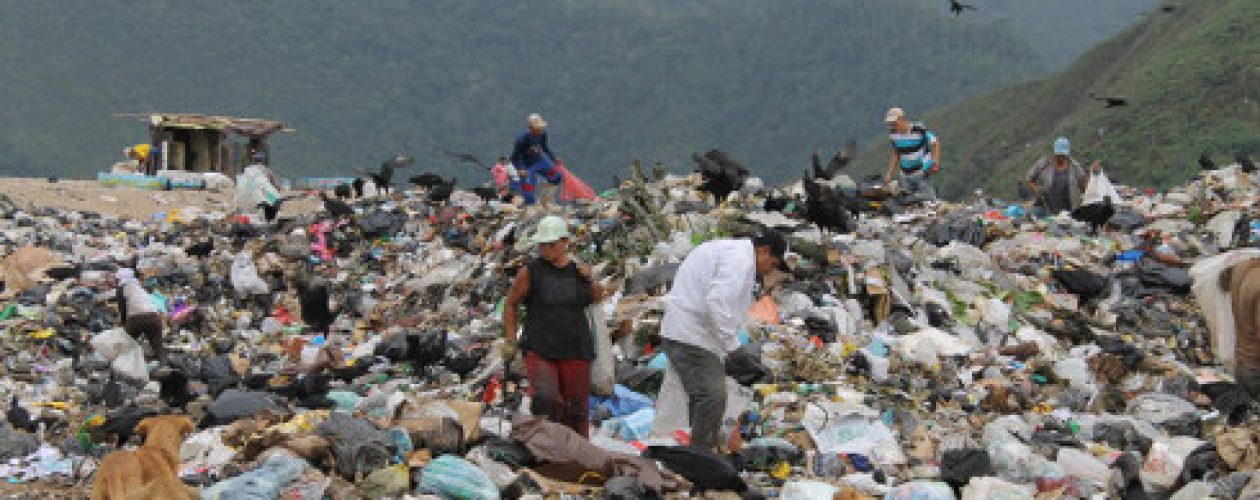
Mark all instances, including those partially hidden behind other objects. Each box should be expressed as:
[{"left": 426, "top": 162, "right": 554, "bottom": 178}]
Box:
[{"left": 0, "top": 157, "right": 1258, "bottom": 500}]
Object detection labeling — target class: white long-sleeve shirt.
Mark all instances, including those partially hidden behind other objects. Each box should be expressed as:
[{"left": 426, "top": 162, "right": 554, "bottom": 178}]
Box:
[{"left": 660, "top": 239, "right": 757, "bottom": 357}]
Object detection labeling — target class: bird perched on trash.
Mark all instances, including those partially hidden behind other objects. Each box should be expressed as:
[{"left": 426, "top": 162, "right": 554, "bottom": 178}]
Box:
[
  {"left": 811, "top": 141, "right": 857, "bottom": 181},
  {"left": 365, "top": 155, "right": 412, "bottom": 196},
  {"left": 185, "top": 239, "right": 214, "bottom": 258},
  {"left": 318, "top": 191, "right": 354, "bottom": 219},
  {"left": 428, "top": 178, "right": 457, "bottom": 205},
  {"left": 763, "top": 189, "right": 793, "bottom": 213},
  {"left": 153, "top": 367, "right": 196, "bottom": 410},
  {"left": 409, "top": 172, "right": 446, "bottom": 189},
  {"left": 256, "top": 196, "right": 295, "bottom": 224},
  {"left": 693, "top": 149, "right": 749, "bottom": 205},
  {"left": 351, "top": 177, "right": 365, "bottom": 198},
  {"left": 949, "top": 0, "right": 977, "bottom": 16},
  {"left": 1072, "top": 195, "right": 1115, "bottom": 235},
  {"left": 6, "top": 396, "right": 36, "bottom": 433},
  {"left": 333, "top": 183, "right": 353, "bottom": 200},
  {"left": 1199, "top": 152, "right": 1216, "bottom": 171},
  {"left": 1238, "top": 152, "right": 1256, "bottom": 173},
  {"left": 803, "top": 174, "right": 855, "bottom": 234}
]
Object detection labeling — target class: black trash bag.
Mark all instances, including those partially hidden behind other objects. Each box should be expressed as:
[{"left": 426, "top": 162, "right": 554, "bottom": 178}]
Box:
[
  {"left": 444, "top": 346, "right": 489, "bottom": 378},
  {"left": 925, "top": 302, "right": 951, "bottom": 328},
  {"left": 724, "top": 345, "right": 768, "bottom": 387},
  {"left": 375, "top": 332, "right": 410, "bottom": 362},
  {"left": 939, "top": 449, "right": 994, "bottom": 493},
  {"left": 1135, "top": 259, "right": 1192, "bottom": 295},
  {"left": 201, "top": 354, "right": 240, "bottom": 398},
  {"left": 203, "top": 389, "right": 287, "bottom": 427},
  {"left": 1110, "top": 452, "right": 1149, "bottom": 500},
  {"left": 736, "top": 440, "right": 803, "bottom": 470},
  {"left": 1052, "top": 268, "right": 1111, "bottom": 301},
  {"left": 803, "top": 316, "right": 838, "bottom": 344},
  {"left": 643, "top": 445, "right": 746, "bottom": 493},
  {"left": 1179, "top": 443, "right": 1222, "bottom": 484},
  {"left": 604, "top": 476, "right": 659, "bottom": 500},
  {"left": 1201, "top": 382, "right": 1254, "bottom": 425},
  {"left": 1096, "top": 336, "right": 1145, "bottom": 370},
  {"left": 317, "top": 412, "right": 394, "bottom": 481},
  {"left": 1108, "top": 210, "right": 1147, "bottom": 231},
  {"left": 407, "top": 331, "right": 447, "bottom": 369},
  {"left": 482, "top": 436, "right": 537, "bottom": 468}
]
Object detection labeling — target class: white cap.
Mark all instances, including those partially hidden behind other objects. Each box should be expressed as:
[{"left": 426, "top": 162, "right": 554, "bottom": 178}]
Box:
[
  {"left": 885, "top": 107, "right": 905, "bottom": 124},
  {"left": 527, "top": 113, "right": 547, "bottom": 129}
]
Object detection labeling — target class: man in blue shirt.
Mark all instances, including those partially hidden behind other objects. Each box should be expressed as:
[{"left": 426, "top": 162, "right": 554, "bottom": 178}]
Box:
[
  {"left": 883, "top": 107, "right": 941, "bottom": 200},
  {"left": 509, "top": 113, "right": 564, "bottom": 205}
]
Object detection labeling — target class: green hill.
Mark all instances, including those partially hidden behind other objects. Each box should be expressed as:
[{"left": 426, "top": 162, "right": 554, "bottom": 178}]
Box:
[
  {"left": 854, "top": 0, "right": 1260, "bottom": 199},
  {"left": 0, "top": 0, "right": 1153, "bottom": 187}
]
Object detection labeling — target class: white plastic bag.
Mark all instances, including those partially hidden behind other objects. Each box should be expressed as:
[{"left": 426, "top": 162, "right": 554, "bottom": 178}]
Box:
[
  {"left": 781, "top": 481, "right": 839, "bottom": 500},
  {"left": 961, "top": 477, "right": 1034, "bottom": 500},
  {"left": 588, "top": 304, "right": 615, "bottom": 397},
  {"left": 1142, "top": 436, "right": 1206, "bottom": 490},
  {"left": 90, "top": 329, "right": 149, "bottom": 383},
  {"left": 1083, "top": 171, "right": 1123, "bottom": 205},
  {"left": 230, "top": 252, "right": 269, "bottom": 296}
]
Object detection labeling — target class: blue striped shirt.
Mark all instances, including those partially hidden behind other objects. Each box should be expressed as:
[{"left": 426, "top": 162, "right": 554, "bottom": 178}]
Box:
[{"left": 889, "top": 124, "right": 937, "bottom": 172}]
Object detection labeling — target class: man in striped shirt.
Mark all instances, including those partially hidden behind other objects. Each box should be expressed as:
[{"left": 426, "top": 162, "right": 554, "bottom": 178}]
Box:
[{"left": 883, "top": 107, "right": 941, "bottom": 200}]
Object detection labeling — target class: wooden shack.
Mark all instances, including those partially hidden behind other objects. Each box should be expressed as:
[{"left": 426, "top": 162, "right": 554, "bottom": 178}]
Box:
[{"left": 121, "top": 113, "right": 293, "bottom": 177}]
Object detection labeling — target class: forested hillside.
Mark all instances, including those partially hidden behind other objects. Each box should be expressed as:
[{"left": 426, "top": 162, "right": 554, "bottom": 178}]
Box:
[
  {"left": 852, "top": 0, "right": 1260, "bottom": 199},
  {"left": 0, "top": 0, "right": 1154, "bottom": 187}
]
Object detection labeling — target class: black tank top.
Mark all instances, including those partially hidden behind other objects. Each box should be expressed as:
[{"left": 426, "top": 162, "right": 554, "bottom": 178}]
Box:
[{"left": 521, "top": 257, "right": 595, "bottom": 360}]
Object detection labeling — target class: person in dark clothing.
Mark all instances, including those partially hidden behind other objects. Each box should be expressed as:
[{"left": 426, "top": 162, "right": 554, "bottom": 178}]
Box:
[
  {"left": 501, "top": 216, "right": 606, "bottom": 436},
  {"left": 508, "top": 114, "right": 564, "bottom": 205},
  {"left": 1025, "top": 137, "right": 1099, "bottom": 216}
]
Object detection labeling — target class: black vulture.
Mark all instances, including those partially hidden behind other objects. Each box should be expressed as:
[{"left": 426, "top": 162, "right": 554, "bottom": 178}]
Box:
[
  {"left": 6, "top": 396, "right": 35, "bottom": 433},
  {"left": 803, "top": 175, "right": 855, "bottom": 234},
  {"left": 428, "top": 178, "right": 457, "bottom": 204},
  {"left": 319, "top": 192, "right": 354, "bottom": 218},
  {"left": 949, "top": 0, "right": 977, "bottom": 16},
  {"left": 1198, "top": 153, "right": 1216, "bottom": 171},
  {"left": 333, "top": 183, "right": 353, "bottom": 200},
  {"left": 1071, "top": 195, "right": 1115, "bottom": 234},
  {"left": 1092, "top": 94, "right": 1129, "bottom": 108},
  {"left": 154, "top": 368, "right": 196, "bottom": 409},
  {"left": 1238, "top": 152, "right": 1256, "bottom": 173},
  {"left": 185, "top": 240, "right": 214, "bottom": 258},
  {"left": 409, "top": 173, "right": 446, "bottom": 189},
  {"left": 811, "top": 141, "right": 857, "bottom": 180},
  {"left": 471, "top": 186, "right": 498, "bottom": 202},
  {"left": 693, "top": 150, "right": 748, "bottom": 205},
  {"left": 368, "top": 155, "right": 412, "bottom": 195},
  {"left": 351, "top": 178, "right": 365, "bottom": 198}
]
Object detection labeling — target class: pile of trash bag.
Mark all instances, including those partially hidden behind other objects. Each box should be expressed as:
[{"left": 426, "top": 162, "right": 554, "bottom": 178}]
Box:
[{"left": 0, "top": 156, "right": 1258, "bottom": 499}]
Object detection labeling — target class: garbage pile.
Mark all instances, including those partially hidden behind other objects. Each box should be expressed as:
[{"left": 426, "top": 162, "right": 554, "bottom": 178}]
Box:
[{"left": 0, "top": 158, "right": 1257, "bottom": 499}]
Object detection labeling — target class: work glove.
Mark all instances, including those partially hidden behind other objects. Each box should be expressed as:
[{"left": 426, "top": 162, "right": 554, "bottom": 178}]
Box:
[{"left": 500, "top": 341, "right": 519, "bottom": 362}]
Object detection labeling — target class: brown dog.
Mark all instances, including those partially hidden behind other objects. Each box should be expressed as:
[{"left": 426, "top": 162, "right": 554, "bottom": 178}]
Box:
[{"left": 91, "top": 415, "right": 196, "bottom": 500}]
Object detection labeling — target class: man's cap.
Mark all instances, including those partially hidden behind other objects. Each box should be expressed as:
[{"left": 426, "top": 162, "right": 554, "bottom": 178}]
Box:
[
  {"left": 885, "top": 107, "right": 906, "bottom": 124},
  {"left": 752, "top": 231, "right": 791, "bottom": 272},
  {"left": 1053, "top": 136, "right": 1071, "bottom": 156},
  {"left": 527, "top": 113, "right": 547, "bottom": 129}
]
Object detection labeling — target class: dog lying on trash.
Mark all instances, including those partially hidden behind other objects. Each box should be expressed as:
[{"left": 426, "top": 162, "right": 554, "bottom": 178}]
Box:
[{"left": 91, "top": 415, "right": 197, "bottom": 500}]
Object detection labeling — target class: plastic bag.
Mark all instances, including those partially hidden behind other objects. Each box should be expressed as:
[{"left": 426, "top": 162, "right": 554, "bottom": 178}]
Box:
[
  {"left": 652, "top": 367, "right": 753, "bottom": 440},
  {"left": 417, "top": 455, "right": 500, "bottom": 500},
  {"left": 1142, "top": 436, "right": 1206, "bottom": 490},
  {"left": 1083, "top": 171, "right": 1123, "bottom": 205},
  {"left": 885, "top": 481, "right": 954, "bottom": 500},
  {"left": 643, "top": 445, "right": 746, "bottom": 493},
  {"left": 90, "top": 328, "right": 149, "bottom": 383},
  {"left": 230, "top": 252, "right": 269, "bottom": 296},
  {"left": 588, "top": 304, "right": 615, "bottom": 397},
  {"left": 557, "top": 165, "right": 597, "bottom": 202},
  {"left": 780, "top": 480, "right": 838, "bottom": 499},
  {"left": 1057, "top": 447, "right": 1109, "bottom": 486},
  {"left": 205, "top": 452, "right": 308, "bottom": 500},
  {"left": 960, "top": 477, "right": 1034, "bottom": 500},
  {"left": 361, "top": 464, "right": 410, "bottom": 499}
]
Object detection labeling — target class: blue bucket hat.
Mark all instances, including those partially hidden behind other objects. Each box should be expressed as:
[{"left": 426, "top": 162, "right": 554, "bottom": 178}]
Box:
[{"left": 1053, "top": 137, "right": 1071, "bottom": 156}]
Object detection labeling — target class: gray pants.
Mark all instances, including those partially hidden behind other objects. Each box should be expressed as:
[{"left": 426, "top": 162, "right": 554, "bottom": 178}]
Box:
[
  {"left": 662, "top": 339, "right": 726, "bottom": 449},
  {"left": 900, "top": 169, "right": 936, "bottom": 200}
]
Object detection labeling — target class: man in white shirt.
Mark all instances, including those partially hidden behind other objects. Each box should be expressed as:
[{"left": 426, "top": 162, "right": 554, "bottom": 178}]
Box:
[{"left": 659, "top": 231, "right": 788, "bottom": 449}]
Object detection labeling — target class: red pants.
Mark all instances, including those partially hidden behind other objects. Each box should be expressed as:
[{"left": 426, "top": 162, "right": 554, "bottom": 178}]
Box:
[{"left": 524, "top": 352, "right": 591, "bottom": 437}]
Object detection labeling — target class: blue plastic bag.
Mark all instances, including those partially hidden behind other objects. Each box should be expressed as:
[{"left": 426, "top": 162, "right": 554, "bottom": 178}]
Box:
[{"left": 417, "top": 455, "right": 500, "bottom": 500}]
